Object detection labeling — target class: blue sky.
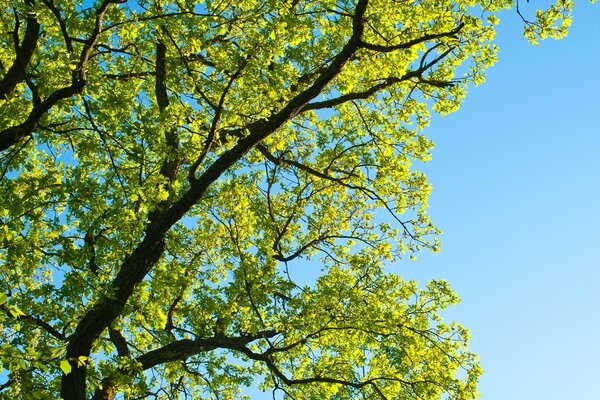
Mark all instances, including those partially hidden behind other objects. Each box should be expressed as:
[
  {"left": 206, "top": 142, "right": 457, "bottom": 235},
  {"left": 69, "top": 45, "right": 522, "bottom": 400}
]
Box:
[{"left": 401, "top": 3, "right": 599, "bottom": 399}]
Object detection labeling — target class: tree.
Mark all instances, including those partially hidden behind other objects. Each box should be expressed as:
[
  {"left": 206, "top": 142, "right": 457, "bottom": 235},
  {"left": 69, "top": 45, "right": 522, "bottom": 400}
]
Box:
[{"left": 0, "top": 0, "right": 574, "bottom": 399}]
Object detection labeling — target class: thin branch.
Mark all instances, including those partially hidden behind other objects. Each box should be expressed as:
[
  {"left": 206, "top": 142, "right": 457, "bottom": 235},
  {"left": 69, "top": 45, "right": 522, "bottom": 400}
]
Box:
[
  {"left": 0, "top": 0, "right": 127, "bottom": 153},
  {"left": 0, "top": 379, "right": 14, "bottom": 392},
  {"left": 20, "top": 314, "right": 66, "bottom": 340},
  {"left": 189, "top": 55, "right": 250, "bottom": 182},
  {"left": 41, "top": 0, "right": 73, "bottom": 52},
  {"left": 136, "top": 330, "right": 278, "bottom": 370},
  {"left": 303, "top": 45, "right": 456, "bottom": 111},
  {"left": 358, "top": 22, "right": 464, "bottom": 52},
  {"left": 103, "top": 71, "right": 155, "bottom": 80}
]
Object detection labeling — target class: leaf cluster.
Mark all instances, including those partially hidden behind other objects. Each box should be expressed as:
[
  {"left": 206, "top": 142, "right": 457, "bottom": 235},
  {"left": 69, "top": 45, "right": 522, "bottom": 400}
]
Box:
[{"left": 0, "top": 0, "right": 574, "bottom": 399}]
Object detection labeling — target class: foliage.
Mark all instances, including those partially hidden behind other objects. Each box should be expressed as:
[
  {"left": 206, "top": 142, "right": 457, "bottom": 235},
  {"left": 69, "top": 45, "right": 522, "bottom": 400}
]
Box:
[{"left": 0, "top": 0, "right": 572, "bottom": 399}]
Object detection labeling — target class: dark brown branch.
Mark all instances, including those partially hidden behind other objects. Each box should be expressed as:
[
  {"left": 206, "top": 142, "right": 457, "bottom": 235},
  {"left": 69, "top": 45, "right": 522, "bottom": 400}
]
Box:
[
  {"left": 420, "top": 46, "right": 456, "bottom": 73},
  {"left": 232, "top": 326, "right": 440, "bottom": 400},
  {"left": 0, "top": 379, "right": 14, "bottom": 393},
  {"left": 1, "top": 301, "right": 65, "bottom": 340},
  {"left": 155, "top": 41, "right": 170, "bottom": 110},
  {"left": 76, "top": 0, "right": 128, "bottom": 82},
  {"left": 229, "top": 343, "right": 393, "bottom": 399},
  {"left": 183, "top": 52, "right": 215, "bottom": 67},
  {"left": 90, "top": 378, "right": 116, "bottom": 400},
  {"left": 148, "top": 39, "right": 181, "bottom": 214},
  {"left": 41, "top": 0, "right": 73, "bottom": 52},
  {"left": 259, "top": 138, "right": 421, "bottom": 245},
  {"left": 0, "top": 5, "right": 40, "bottom": 99},
  {"left": 189, "top": 56, "right": 250, "bottom": 182},
  {"left": 104, "top": 71, "right": 155, "bottom": 80},
  {"left": 0, "top": 81, "right": 85, "bottom": 152},
  {"left": 275, "top": 233, "right": 375, "bottom": 263},
  {"left": 303, "top": 45, "right": 456, "bottom": 111},
  {"left": 164, "top": 293, "right": 183, "bottom": 334},
  {"left": 358, "top": 22, "right": 464, "bottom": 52},
  {"left": 303, "top": 74, "right": 416, "bottom": 111},
  {"left": 21, "top": 314, "right": 66, "bottom": 340},
  {"left": 162, "top": 27, "right": 218, "bottom": 111},
  {"left": 60, "top": 2, "right": 369, "bottom": 399},
  {"left": 0, "top": 0, "right": 126, "bottom": 154},
  {"left": 108, "top": 326, "right": 130, "bottom": 358},
  {"left": 137, "top": 330, "right": 278, "bottom": 370},
  {"left": 0, "top": 136, "right": 31, "bottom": 181},
  {"left": 101, "top": 10, "right": 220, "bottom": 32},
  {"left": 257, "top": 143, "right": 354, "bottom": 183}
]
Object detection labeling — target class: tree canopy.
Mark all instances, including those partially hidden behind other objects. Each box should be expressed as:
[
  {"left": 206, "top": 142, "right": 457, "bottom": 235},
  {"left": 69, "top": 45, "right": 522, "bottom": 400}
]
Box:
[{"left": 0, "top": 0, "right": 574, "bottom": 399}]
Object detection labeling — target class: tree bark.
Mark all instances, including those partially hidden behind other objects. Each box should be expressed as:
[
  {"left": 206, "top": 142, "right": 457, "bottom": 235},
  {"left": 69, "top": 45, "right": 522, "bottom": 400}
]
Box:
[
  {"left": 59, "top": 1, "right": 369, "bottom": 397},
  {"left": 0, "top": 7, "right": 40, "bottom": 100}
]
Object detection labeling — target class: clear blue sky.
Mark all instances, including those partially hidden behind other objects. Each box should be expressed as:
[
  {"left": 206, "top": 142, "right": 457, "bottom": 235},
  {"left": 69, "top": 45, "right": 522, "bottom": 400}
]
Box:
[{"left": 402, "top": 4, "right": 600, "bottom": 399}]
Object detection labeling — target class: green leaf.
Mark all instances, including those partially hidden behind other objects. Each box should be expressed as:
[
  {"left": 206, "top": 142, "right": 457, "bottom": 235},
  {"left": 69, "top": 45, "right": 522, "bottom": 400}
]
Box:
[
  {"left": 0, "top": 0, "right": 583, "bottom": 398},
  {"left": 76, "top": 356, "right": 88, "bottom": 368},
  {"left": 6, "top": 305, "right": 25, "bottom": 319},
  {"left": 60, "top": 360, "right": 72, "bottom": 375}
]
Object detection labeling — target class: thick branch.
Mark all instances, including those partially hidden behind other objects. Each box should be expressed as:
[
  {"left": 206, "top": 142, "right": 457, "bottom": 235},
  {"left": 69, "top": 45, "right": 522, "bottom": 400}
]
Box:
[
  {"left": 148, "top": 39, "right": 181, "bottom": 217},
  {"left": 0, "top": 379, "right": 14, "bottom": 393},
  {"left": 0, "top": 82, "right": 86, "bottom": 152},
  {"left": 60, "top": 2, "right": 368, "bottom": 399},
  {"left": 0, "top": 0, "right": 126, "bottom": 154},
  {"left": 137, "top": 330, "right": 278, "bottom": 370},
  {"left": 90, "top": 378, "right": 116, "bottom": 400},
  {"left": 155, "top": 42, "right": 170, "bottom": 110},
  {"left": 0, "top": 5, "right": 40, "bottom": 100},
  {"left": 108, "top": 326, "right": 130, "bottom": 358},
  {"left": 91, "top": 330, "right": 277, "bottom": 399},
  {"left": 189, "top": 56, "right": 250, "bottom": 182}
]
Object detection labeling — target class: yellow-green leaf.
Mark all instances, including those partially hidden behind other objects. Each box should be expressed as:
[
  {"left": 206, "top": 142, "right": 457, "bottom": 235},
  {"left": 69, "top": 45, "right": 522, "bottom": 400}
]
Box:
[{"left": 60, "top": 360, "right": 72, "bottom": 375}]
